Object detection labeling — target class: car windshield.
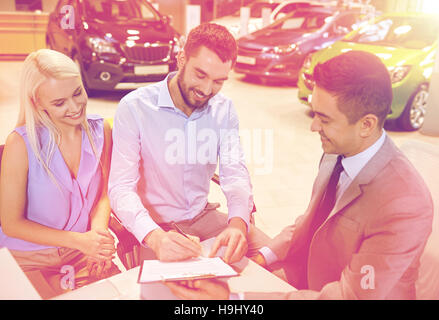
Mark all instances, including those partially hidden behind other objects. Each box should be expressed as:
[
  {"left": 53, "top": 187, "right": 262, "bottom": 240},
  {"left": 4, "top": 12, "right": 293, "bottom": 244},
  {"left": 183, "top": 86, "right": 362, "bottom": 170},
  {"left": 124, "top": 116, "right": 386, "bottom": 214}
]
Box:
[
  {"left": 269, "top": 12, "right": 332, "bottom": 31},
  {"left": 344, "top": 16, "right": 439, "bottom": 49},
  {"left": 274, "top": 3, "right": 314, "bottom": 20},
  {"left": 84, "top": 0, "right": 161, "bottom": 21},
  {"left": 250, "top": 3, "right": 280, "bottom": 18}
]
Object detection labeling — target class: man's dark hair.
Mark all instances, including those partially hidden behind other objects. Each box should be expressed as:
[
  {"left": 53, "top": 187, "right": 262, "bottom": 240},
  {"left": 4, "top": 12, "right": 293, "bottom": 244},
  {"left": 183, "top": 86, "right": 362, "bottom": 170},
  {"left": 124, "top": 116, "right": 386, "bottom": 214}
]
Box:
[
  {"left": 184, "top": 23, "right": 237, "bottom": 66},
  {"left": 313, "top": 50, "right": 393, "bottom": 127}
]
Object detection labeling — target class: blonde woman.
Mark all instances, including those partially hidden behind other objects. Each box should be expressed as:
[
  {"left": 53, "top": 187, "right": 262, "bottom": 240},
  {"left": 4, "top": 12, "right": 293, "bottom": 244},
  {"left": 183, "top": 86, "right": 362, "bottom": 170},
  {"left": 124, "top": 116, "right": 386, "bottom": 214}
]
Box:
[{"left": 0, "top": 49, "right": 120, "bottom": 298}]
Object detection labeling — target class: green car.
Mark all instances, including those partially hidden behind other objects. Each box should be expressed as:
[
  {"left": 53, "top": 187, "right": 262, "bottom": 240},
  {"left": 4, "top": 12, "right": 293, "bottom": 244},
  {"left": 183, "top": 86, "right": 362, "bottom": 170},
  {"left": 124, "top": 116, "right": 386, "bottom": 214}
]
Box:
[{"left": 297, "top": 12, "right": 439, "bottom": 131}]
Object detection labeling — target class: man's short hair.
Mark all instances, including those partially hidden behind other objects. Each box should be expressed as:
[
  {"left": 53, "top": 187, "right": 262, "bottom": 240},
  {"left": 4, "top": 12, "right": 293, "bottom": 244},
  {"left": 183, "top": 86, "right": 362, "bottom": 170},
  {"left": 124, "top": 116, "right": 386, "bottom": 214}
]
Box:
[
  {"left": 313, "top": 50, "right": 393, "bottom": 127},
  {"left": 184, "top": 23, "right": 237, "bottom": 66}
]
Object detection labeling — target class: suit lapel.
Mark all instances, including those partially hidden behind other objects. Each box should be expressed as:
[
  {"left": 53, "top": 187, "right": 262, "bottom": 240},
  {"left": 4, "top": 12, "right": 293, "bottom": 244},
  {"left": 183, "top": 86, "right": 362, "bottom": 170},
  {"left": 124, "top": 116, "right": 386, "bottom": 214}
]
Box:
[
  {"left": 298, "top": 154, "right": 338, "bottom": 233},
  {"left": 317, "top": 136, "right": 396, "bottom": 228},
  {"left": 327, "top": 182, "right": 362, "bottom": 222},
  {"left": 309, "top": 161, "right": 333, "bottom": 211}
]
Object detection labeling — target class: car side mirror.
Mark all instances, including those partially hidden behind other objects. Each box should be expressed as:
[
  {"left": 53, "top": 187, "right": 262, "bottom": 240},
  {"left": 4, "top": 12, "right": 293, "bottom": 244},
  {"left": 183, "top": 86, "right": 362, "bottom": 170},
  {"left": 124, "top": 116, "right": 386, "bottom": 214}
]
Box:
[{"left": 275, "top": 12, "right": 286, "bottom": 20}]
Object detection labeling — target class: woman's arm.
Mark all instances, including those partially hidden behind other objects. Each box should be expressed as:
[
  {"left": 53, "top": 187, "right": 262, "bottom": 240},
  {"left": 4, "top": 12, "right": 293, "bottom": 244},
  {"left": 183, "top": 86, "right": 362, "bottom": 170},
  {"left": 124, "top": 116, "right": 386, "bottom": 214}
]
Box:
[
  {"left": 88, "top": 120, "right": 113, "bottom": 230},
  {"left": 0, "top": 132, "right": 113, "bottom": 260}
]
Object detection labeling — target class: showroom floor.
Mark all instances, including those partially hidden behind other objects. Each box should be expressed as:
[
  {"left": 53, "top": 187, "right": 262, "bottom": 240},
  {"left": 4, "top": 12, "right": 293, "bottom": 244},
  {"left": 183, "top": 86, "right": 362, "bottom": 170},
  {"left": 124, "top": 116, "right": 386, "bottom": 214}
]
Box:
[{"left": 1, "top": 60, "right": 438, "bottom": 241}]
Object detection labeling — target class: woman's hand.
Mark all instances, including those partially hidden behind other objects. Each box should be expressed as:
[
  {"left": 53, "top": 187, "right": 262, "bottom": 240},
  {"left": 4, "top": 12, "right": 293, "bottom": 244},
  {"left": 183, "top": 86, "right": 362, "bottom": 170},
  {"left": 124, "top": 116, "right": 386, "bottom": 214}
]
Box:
[
  {"left": 86, "top": 256, "right": 114, "bottom": 279},
  {"left": 75, "top": 228, "right": 116, "bottom": 261}
]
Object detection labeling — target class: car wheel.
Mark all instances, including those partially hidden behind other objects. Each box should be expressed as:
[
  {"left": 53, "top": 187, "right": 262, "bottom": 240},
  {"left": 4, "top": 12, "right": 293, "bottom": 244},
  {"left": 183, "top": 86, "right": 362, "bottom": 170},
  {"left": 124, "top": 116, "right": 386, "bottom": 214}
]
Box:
[
  {"left": 73, "top": 54, "right": 93, "bottom": 96},
  {"left": 398, "top": 84, "right": 429, "bottom": 131}
]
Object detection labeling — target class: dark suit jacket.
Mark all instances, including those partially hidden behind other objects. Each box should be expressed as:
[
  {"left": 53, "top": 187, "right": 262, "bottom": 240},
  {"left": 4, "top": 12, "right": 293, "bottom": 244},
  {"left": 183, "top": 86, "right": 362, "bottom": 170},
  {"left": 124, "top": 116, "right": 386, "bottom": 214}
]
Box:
[{"left": 246, "top": 136, "right": 433, "bottom": 299}]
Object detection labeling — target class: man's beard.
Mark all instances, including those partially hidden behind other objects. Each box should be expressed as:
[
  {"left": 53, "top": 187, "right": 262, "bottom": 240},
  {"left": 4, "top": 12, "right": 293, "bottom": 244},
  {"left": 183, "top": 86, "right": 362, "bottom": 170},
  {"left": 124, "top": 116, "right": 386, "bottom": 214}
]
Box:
[{"left": 177, "top": 65, "right": 212, "bottom": 110}]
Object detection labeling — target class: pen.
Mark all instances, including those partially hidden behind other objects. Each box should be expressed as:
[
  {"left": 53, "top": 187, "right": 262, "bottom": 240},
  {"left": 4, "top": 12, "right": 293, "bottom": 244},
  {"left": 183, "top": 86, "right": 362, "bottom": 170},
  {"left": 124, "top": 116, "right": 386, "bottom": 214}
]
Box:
[
  {"left": 170, "top": 222, "right": 202, "bottom": 252},
  {"left": 171, "top": 222, "right": 191, "bottom": 240}
]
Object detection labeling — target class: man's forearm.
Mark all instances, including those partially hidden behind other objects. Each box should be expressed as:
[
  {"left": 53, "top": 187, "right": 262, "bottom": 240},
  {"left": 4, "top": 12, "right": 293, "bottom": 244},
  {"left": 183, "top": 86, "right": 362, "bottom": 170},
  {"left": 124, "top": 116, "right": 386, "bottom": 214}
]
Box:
[
  {"left": 142, "top": 227, "right": 163, "bottom": 248},
  {"left": 109, "top": 188, "right": 160, "bottom": 244}
]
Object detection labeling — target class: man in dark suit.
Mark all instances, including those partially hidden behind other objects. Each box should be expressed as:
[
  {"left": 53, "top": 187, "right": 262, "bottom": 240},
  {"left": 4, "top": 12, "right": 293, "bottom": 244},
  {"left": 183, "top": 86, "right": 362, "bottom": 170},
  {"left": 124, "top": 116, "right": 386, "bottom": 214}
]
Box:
[{"left": 165, "top": 51, "right": 434, "bottom": 299}]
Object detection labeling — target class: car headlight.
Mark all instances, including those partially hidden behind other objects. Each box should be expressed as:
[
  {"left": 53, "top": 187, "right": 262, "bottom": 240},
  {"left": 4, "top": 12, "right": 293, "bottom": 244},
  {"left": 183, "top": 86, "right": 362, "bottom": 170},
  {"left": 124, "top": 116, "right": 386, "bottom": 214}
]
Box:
[
  {"left": 87, "top": 37, "right": 117, "bottom": 54},
  {"left": 388, "top": 65, "right": 412, "bottom": 84},
  {"left": 303, "top": 54, "right": 313, "bottom": 70},
  {"left": 270, "top": 44, "right": 297, "bottom": 55}
]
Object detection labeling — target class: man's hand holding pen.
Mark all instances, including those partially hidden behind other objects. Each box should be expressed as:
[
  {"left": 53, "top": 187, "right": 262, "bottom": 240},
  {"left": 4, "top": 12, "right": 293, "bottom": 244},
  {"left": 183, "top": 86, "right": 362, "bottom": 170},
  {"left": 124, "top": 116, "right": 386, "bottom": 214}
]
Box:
[
  {"left": 143, "top": 218, "right": 248, "bottom": 265},
  {"left": 148, "top": 219, "right": 246, "bottom": 300},
  {"left": 143, "top": 225, "right": 202, "bottom": 262}
]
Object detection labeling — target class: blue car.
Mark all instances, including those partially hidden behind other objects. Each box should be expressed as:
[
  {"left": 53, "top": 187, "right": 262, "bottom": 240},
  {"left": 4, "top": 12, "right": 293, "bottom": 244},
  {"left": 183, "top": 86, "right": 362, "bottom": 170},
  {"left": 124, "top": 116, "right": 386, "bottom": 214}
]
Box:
[{"left": 234, "top": 5, "right": 375, "bottom": 84}]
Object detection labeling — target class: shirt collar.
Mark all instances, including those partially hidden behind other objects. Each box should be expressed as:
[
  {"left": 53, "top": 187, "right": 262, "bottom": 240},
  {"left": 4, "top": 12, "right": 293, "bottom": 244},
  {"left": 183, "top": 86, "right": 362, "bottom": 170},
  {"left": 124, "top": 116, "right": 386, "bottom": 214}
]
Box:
[
  {"left": 157, "top": 71, "right": 211, "bottom": 118},
  {"left": 341, "top": 129, "right": 387, "bottom": 181},
  {"left": 157, "top": 72, "right": 177, "bottom": 109}
]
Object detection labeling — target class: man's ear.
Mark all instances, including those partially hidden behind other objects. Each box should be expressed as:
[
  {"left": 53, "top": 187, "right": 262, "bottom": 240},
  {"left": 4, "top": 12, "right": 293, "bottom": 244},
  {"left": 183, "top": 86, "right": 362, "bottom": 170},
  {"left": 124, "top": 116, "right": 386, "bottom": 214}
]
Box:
[
  {"left": 359, "top": 114, "right": 379, "bottom": 138},
  {"left": 177, "top": 50, "right": 186, "bottom": 70}
]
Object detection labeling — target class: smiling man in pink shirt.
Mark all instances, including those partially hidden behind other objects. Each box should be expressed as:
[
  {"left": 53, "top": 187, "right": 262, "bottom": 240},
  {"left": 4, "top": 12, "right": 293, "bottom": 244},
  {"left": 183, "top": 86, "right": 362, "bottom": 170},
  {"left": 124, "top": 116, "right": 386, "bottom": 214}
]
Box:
[{"left": 108, "top": 23, "right": 270, "bottom": 265}]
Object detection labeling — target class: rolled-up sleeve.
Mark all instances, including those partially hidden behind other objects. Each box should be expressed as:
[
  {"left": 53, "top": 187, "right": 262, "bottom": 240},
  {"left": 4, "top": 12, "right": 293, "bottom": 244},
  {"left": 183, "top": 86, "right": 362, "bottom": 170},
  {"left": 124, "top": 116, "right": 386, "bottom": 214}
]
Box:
[
  {"left": 108, "top": 99, "right": 160, "bottom": 244},
  {"left": 218, "top": 102, "right": 253, "bottom": 230}
]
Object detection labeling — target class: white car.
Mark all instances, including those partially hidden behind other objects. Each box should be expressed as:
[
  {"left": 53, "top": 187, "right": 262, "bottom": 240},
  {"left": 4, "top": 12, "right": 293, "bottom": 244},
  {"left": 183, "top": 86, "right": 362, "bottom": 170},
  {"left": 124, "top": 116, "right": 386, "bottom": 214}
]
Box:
[
  {"left": 214, "top": 0, "right": 374, "bottom": 38},
  {"left": 271, "top": 0, "right": 336, "bottom": 20},
  {"left": 213, "top": 0, "right": 290, "bottom": 38}
]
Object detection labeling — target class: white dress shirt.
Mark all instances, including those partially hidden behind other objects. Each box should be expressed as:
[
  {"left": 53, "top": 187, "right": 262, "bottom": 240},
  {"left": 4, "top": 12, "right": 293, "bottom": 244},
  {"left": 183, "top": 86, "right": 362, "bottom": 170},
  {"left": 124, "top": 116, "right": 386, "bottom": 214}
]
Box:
[{"left": 108, "top": 72, "right": 254, "bottom": 244}]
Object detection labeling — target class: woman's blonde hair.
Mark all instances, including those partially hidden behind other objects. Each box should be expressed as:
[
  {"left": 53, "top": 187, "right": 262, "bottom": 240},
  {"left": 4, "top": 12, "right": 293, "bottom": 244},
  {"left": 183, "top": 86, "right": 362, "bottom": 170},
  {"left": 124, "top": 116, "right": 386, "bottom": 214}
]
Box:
[{"left": 18, "top": 49, "right": 99, "bottom": 183}]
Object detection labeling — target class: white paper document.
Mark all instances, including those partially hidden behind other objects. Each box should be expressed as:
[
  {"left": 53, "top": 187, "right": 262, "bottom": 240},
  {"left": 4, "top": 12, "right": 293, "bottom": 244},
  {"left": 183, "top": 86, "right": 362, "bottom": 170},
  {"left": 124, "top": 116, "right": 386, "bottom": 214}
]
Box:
[{"left": 138, "top": 257, "right": 238, "bottom": 283}]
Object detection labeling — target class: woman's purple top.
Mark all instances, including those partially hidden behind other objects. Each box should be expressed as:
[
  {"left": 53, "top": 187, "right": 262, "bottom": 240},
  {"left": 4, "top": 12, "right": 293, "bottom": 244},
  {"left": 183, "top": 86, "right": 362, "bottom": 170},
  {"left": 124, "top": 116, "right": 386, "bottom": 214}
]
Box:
[{"left": 0, "top": 115, "right": 104, "bottom": 251}]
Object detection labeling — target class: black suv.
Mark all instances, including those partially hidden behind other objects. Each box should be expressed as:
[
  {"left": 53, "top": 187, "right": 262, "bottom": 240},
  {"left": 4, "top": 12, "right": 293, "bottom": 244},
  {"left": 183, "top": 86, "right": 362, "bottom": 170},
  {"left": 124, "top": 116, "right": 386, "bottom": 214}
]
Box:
[{"left": 46, "top": 0, "right": 182, "bottom": 92}]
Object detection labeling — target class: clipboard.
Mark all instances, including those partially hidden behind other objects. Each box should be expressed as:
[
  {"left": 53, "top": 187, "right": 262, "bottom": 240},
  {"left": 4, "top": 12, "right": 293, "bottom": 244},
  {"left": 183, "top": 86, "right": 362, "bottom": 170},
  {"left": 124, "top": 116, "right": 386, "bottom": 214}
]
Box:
[{"left": 137, "top": 257, "right": 239, "bottom": 283}]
